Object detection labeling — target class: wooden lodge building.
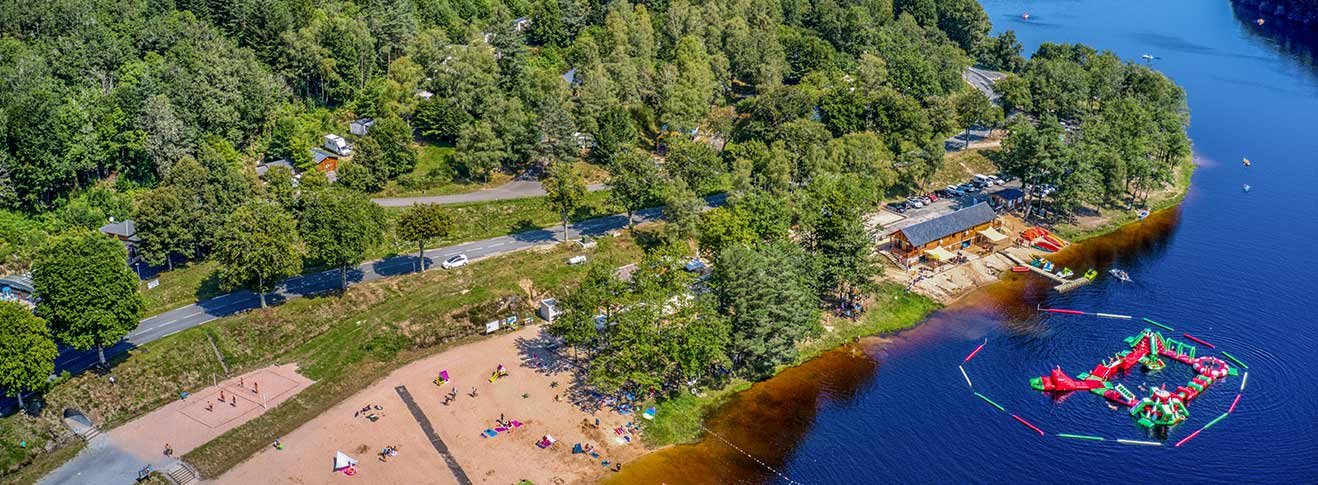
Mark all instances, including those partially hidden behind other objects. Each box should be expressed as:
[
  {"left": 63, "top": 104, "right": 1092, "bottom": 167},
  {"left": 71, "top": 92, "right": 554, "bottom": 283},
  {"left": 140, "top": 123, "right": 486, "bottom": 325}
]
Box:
[{"left": 890, "top": 202, "right": 1008, "bottom": 268}]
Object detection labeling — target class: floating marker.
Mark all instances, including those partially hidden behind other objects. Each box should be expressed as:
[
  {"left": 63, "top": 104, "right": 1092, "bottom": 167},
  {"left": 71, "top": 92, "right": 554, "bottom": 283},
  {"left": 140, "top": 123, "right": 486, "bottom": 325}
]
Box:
[
  {"left": 1182, "top": 333, "right": 1216, "bottom": 349},
  {"left": 1045, "top": 308, "right": 1086, "bottom": 315},
  {"left": 1228, "top": 394, "right": 1242, "bottom": 414},
  {"left": 1142, "top": 317, "right": 1174, "bottom": 331},
  {"left": 963, "top": 340, "right": 987, "bottom": 363},
  {"left": 974, "top": 392, "right": 1006, "bottom": 412},
  {"left": 1202, "top": 412, "right": 1229, "bottom": 430},
  {"left": 1221, "top": 351, "right": 1249, "bottom": 369},
  {"left": 1116, "top": 439, "right": 1162, "bottom": 447},
  {"left": 1240, "top": 372, "right": 1249, "bottom": 391},
  {"left": 1174, "top": 429, "right": 1202, "bottom": 447},
  {"left": 1096, "top": 312, "right": 1133, "bottom": 319},
  {"left": 1057, "top": 433, "right": 1104, "bottom": 441},
  {"left": 1011, "top": 415, "right": 1045, "bottom": 436},
  {"left": 959, "top": 365, "right": 973, "bottom": 388}
]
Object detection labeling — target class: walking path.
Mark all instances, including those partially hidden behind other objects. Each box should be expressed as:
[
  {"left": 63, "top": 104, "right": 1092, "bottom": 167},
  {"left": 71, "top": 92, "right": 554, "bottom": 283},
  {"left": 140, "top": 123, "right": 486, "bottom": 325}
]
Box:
[
  {"left": 372, "top": 180, "right": 607, "bottom": 207},
  {"left": 394, "top": 386, "right": 473, "bottom": 485}
]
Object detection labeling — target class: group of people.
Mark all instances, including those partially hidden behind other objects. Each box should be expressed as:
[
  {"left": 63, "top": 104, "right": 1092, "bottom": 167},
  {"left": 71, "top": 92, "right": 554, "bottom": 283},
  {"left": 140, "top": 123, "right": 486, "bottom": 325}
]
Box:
[
  {"left": 355, "top": 404, "right": 383, "bottom": 422},
  {"left": 378, "top": 444, "right": 400, "bottom": 462}
]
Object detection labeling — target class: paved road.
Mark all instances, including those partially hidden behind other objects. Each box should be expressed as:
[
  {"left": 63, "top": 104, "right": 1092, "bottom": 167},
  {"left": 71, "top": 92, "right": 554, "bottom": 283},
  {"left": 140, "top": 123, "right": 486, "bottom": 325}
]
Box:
[
  {"left": 23, "top": 194, "right": 728, "bottom": 408},
  {"left": 372, "top": 180, "right": 608, "bottom": 207},
  {"left": 963, "top": 67, "right": 1007, "bottom": 101}
]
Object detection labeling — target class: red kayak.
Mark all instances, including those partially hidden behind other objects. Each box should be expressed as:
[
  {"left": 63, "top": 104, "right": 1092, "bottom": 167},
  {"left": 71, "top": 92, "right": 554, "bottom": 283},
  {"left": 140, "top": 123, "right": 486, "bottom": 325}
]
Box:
[
  {"left": 1012, "top": 266, "right": 1030, "bottom": 272},
  {"left": 1034, "top": 240, "right": 1062, "bottom": 252}
]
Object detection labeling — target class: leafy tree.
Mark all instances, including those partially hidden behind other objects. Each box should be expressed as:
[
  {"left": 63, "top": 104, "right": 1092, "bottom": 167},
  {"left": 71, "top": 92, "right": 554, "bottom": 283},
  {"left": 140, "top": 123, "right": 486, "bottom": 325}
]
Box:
[
  {"left": 661, "top": 36, "right": 715, "bottom": 132},
  {"left": 590, "top": 105, "right": 637, "bottom": 165},
  {"left": 534, "top": 96, "right": 580, "bottom": 166},
  {"left": 953, "top": 88, "right": 1003, "bottom": 148},
  {"left": 712, "top": 241, "right": 820, "bottom": 377},
  {"left": 32, "top": 230, "right": 144, "bottom": 365},
  {"left": 339, "top": 157, "right": 386, "bottom": 193},
  {"left": 363, "top": 115, "right": 418, "bottom": 178},
  {"left": 0, "top": 301, "right": 58, "bottom": 409},
  {"left": 607, "top": 149, "right": 660, "bottom": 228},
  {"left": 697, "top": 207, "right": 754, "bottom": 256},
  {"left": 543, "top": 161, "right": 587, "bottom": 241},
  {"left": 264, "top": 165, "right": 297, "bottom": 209},
  {"left": 663, "top": 138, "right": 722, "bottom": 195},
  {"left": 135, "top": 186, "right": 196, "bottom": 270},
  {"left": 805, "top": 175, "right": 880, "bottom": 305},
  {"left": 215, "top": 200, "right": 303, "bottom": 308},
  {"left": 299, "top": 188, "right": 384, "bottom": 290},
  {"left": 661, "top": 177, "right": 702, "bottom": 245},
  {"left": 396, "top": 203, "right": 454, "bottom": 271},
  {"left": 454, "top": 121, "right": 506, "bottom": 181},
  {"left": 979, "top": 30, "right": 1026, "bottom": 73},
  {"left": 552, "top": 263, "right": 625, "bottom": 359}
]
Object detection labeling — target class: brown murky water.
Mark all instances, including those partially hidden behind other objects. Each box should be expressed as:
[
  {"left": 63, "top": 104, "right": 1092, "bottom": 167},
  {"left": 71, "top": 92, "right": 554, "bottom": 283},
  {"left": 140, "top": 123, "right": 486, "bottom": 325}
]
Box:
[{"left": 609, "top": 207, "right": 1183, "bottom": 484}]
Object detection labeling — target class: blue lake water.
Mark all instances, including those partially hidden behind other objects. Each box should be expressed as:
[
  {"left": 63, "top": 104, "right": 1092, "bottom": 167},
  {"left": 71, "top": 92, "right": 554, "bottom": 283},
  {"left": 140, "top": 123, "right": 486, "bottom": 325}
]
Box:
[{"left": 616, "top": 0, "right": 1318, "bottom": 482}]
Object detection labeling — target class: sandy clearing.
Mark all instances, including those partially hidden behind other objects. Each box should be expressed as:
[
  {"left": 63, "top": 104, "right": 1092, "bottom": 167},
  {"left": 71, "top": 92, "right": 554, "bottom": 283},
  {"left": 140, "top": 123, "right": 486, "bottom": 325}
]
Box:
[{"left": 215, "top": 325, "right": 645, "bottom": 485}]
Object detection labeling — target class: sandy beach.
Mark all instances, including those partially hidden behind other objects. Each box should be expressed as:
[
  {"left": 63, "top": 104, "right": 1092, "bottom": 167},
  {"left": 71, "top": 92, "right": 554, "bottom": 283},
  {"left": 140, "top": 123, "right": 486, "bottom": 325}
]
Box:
[{"left": 215, "top": 325, "right": 646, "bottom": 484}]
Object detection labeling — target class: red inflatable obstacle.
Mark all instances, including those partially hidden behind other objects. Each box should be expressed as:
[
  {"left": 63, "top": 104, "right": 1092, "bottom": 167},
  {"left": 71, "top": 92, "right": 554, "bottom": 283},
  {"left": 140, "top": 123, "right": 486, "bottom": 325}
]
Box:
[{"left": 1030, "top": 367, "right": 1107, "bottom": 391}]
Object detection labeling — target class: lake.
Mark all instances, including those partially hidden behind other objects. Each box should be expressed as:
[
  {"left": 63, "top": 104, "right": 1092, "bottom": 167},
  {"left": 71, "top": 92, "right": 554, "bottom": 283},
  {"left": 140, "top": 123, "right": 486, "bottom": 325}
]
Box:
[{"left": 614, "top": 0, "right": 1318, "bottom": 482}]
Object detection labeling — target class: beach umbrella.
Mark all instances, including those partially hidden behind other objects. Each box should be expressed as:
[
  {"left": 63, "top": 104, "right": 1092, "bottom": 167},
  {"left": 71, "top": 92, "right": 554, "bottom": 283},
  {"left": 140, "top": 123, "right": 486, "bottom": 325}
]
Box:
[{"left": 334, "top": 451, "right": 358, "bottom": 471}]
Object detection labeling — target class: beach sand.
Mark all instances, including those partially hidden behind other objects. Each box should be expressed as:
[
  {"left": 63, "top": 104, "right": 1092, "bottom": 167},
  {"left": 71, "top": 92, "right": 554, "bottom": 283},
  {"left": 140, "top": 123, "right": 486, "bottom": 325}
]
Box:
[{"left": 215, "top": 325, "right": 645, "bottom": 484}]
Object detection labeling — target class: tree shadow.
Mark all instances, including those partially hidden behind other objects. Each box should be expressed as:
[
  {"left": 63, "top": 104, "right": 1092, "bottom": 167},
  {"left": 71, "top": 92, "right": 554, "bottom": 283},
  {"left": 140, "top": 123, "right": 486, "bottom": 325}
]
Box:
[
  {"left": 511, "top": 328, "right": 603, "bottom": 413},
  {"left": 194, "top": 269, "right": 224, "bottom": 302}
]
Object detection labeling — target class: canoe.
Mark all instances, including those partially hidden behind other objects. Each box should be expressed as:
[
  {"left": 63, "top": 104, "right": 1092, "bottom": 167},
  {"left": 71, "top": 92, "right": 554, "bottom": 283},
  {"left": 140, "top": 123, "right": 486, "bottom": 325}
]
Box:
[{"left": 1035, "top": 240, "right": 1062, "bottom": 252}]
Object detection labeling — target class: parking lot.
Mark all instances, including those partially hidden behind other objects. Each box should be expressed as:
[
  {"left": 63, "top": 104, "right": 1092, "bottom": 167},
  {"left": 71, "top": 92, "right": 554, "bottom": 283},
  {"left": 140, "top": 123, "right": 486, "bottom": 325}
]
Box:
[{"left": 872, "top": 178, "right": 1023, "bottom": 240}]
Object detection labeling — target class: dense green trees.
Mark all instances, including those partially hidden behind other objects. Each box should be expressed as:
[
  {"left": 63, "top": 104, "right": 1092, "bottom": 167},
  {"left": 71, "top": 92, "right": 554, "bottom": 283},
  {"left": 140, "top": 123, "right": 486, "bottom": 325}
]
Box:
[
  {"left": 714, "top": 241, "right": 820, "bottom": 377},
  {"left": 32, "top": 231, "right": 145, "bottom": 365},
  {"left": 299, "top": 188, "right": 385, "bottom": 290},
  {"left": 543, "top": 161, "right": 587, "bottom": 241},
  {"left": 215, "top": 200, "right": 304, "bottom": 308},
  {"left": 0, "top": 302, "right": 59, "bottom": 409}
]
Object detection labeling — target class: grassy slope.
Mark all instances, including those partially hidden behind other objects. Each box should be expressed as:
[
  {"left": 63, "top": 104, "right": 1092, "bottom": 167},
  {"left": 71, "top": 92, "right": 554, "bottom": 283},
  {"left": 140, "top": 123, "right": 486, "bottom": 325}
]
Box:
[
  {"left": 642, "top": 284, "right": 940, "bottom": 446},
  {"left": 372, "top": 144, "right": 513, "bottom": 198}
]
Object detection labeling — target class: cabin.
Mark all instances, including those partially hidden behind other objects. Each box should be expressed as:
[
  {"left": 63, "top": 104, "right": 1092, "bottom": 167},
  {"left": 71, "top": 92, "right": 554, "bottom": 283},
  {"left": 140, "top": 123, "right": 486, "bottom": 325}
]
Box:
[
  {"left": 990, "top": 188, "right": 1026, "bottom": 211},
  {"left": 310, "top": 148, "right": 340, "bottom": 174},
  {"left": 538, "top": 298, "right": 563, "bottom": 322},
  {"left": 255, "top": 159, "right": 296, "bottom": 178},
  {"left": 98, "top": 219, "right": 142, "bottom": 263},
  {"left": 349, "top": 118, "right": 374, "bottom": 137},
  {"left": 890, "top": 202, "right": 1007, "bottom": 267}
]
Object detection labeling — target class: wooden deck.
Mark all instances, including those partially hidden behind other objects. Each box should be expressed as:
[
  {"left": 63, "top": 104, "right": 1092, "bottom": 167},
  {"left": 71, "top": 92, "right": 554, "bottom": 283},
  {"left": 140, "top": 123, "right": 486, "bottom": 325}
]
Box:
[{"left": 1000, "top": 251, "right": 1093, "bottom": 293}]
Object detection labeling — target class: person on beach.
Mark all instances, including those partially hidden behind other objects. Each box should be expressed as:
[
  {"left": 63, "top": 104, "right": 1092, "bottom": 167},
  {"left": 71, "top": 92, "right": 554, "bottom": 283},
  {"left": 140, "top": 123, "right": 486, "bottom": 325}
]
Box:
[
  {"left": 230, "top": 396, "right": 237, "bottom": 406},
  {"left": 206, "top": 402, "right": 214, "bottom": 412},
  {"left": 220, "top": 390, "right": 225, "bottom": 401},
  {"left": 163, "top": 444, "right": 173, "bottom": 456},
  {"left": 470, "top": 387, "right": 478, "bottom": 398},
  {"left": 254, "top": 382, "right": 259, "bottom": 394}
]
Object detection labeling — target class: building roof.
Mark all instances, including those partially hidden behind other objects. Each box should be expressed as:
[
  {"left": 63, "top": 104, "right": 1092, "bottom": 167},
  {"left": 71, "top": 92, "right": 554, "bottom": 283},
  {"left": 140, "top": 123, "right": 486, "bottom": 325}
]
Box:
[
  {"left": 350, "top": 118, "right": 374, "bottom": 127},
  {"left": 0, "top": 274, "right": 35, "bottom": 294},
  {"left": 991, "top": 188, "right": 1025, "bottom": 200},
  {"left": 256, "top": 159, "right": 295, "bottom": 177},
  {"left": 898, "top": 202, "right": 997, "bottom": 248},
  {"left": 99, "top": 219, "right": 139, "bottom": 242},
  {"left": 311, "top": 148, "right": 338, "bottom": 165}
]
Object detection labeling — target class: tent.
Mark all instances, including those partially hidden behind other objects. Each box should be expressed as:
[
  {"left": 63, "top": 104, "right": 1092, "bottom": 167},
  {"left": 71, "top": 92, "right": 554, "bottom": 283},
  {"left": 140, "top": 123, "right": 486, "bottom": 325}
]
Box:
[
  {"left": 926, "top": 246, "right": 956, "bottom": 261},
  {"left": 334, "top": 451, "right": 358, "bottom": 471},
  {"left": 978, "top": 227, "right": 1008, "bottom": 243}
]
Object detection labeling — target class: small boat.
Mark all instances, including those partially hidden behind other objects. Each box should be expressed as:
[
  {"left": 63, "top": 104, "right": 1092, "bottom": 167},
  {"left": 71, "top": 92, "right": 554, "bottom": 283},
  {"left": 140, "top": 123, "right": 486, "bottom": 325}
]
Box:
[
  {"left": 1109, "top": 269, "right": 1131, "bottom": 282},
  {"left": 1083, "top": 268, "right": 1099, "bottom": 281},
  {"left": 1012, "top": 266, "right": 1031, "bottom": 273},
  {"left": 1042, "top": 261, "right": 1055, "bottom": 272},
  {"left": 1057, "top": 267, "right": 1074, "bottom": 278},
  {"left": 1242, "top": 157, "right": 1251, "bottom": 166},
  {"left": 1257, "top": 18, "right": 1265, "bottom": 26},
  {"left": 1243, "top": 184, "right": 1251, "bottom": 192},
  {"left": 1137, "top": 209, "right": 1150, "bottom": 220},
  {"left": 1022, "top": 12, "right": 1030, "bottom": 20},
  {"left": 1141, "top": 54, "right": 1155, "bottom": 61}
]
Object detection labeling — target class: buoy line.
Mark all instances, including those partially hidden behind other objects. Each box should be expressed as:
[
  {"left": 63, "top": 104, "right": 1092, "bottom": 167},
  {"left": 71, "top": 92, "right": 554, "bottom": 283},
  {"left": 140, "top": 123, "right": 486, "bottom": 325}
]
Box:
[{"left": 699, "top": 424, "right": 804, "bottom": 485}]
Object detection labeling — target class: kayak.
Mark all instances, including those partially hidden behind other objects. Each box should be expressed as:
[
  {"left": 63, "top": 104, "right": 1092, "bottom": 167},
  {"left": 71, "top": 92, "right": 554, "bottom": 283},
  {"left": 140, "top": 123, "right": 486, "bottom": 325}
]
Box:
[
  {"left": 1012, "top": 266, "right": 1030, "bottom": 273},
  {"left": 1035, "top": 240, "right": 1062, "bottom": 252}
]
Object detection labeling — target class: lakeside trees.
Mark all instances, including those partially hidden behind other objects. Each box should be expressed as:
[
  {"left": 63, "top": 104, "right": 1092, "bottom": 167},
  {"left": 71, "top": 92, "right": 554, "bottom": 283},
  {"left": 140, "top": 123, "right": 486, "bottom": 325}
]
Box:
[{"left": 215, "top": 200, "right": 304, "bottom": 308}]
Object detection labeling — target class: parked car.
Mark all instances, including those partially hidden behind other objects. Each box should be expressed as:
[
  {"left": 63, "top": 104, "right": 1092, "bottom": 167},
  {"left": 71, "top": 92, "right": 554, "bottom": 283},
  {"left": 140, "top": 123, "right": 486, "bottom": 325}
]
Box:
[
  {"left": 441, "top": 254, "right": 469, "bottom": 269},
  {"left": 945, "top": 185, "right": 964, "bottom": 196},
  {"left": 906, "top": 197, "right": 924, "bottom": 208},
  {"left": 918, "top": 195, "right": 933, "bottom": 205},
  {"left": 987, "top": 175, "right": 1005, "bottom": 186},
  {"left": 886, "top": 201, "right": 909, "bottom": 213},
  {"left": 973, "top": 174, "right": 994, "bottom": 187},
  {"left": 926, "top": 192, "right": 939, "bottom": 202},
  {"left": 959, "top": 183, "right": 980, "bottom": 194}
]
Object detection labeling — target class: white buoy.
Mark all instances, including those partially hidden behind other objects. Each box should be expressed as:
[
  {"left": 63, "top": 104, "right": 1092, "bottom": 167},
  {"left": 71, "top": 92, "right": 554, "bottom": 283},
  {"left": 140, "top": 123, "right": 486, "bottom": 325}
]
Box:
[
  {"left": 959, "top": 365, "right": 973, "bottom": 388},
  {"left": 1117, "top": 439, "right": 1162, "bottom": 446},
  {"left": 1096, "top": 313, "right": 1133, "bottom": 320}
]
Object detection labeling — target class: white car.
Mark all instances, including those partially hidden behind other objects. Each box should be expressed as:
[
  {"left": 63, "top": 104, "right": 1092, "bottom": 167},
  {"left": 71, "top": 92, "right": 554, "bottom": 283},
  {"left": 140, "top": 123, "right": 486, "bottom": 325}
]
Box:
[{"left": 441, "top": 254, "right": 469, "bottom": 269}]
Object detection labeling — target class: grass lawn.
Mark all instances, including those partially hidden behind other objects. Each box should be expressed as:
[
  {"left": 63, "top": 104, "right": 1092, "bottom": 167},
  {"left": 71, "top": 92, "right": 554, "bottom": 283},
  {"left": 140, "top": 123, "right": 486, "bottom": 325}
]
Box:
[
  {"left": 931, "top": 148, "right": 1000, "bottom": 190},
  {"left": 4, "top": 233, "right": 643, "bottom": 481},
  {"left": 642, "top": 284, "right": 939, "bottom": 447},
  {"left": 373, "top": 143, "right": 513, "bottom": 198},
  {"left": 141, "top": 261, "right": 223, "bottom": 317}
]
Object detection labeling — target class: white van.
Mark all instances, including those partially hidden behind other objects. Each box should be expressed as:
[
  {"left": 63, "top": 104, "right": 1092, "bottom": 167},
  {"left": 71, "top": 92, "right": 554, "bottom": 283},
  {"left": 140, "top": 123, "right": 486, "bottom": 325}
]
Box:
[{"left": 973, "top": 174, "right": 993, "bottom": 187}]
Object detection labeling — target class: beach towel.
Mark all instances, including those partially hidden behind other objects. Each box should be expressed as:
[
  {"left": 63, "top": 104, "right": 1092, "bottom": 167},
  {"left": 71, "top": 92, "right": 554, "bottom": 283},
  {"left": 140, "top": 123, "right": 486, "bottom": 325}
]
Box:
[
  {"left": 494, "top": 427, "right": 509, "bottom": 433},
  {"left": 509, "top": 420, "right": 523, "bottom": 428},
  {"left": 572, "top": 443, "right": 584, "bottom": 454},
  {"left": 482, "top": 429, "right": 498, "bottom": 438}
]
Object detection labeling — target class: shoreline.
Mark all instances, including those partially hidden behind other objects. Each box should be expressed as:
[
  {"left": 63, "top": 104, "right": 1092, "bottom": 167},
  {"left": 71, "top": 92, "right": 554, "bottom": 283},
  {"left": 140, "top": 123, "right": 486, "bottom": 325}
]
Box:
[{"left": 626, "top": 158, "right": 1196, "bottom": 462}]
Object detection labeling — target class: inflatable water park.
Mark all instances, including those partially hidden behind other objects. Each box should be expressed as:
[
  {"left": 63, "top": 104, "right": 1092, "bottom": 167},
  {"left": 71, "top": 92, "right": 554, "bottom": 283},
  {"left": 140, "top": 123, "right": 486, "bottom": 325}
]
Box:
[{"left": 957, "top": 309, "right": 1251, "bottom": 448}]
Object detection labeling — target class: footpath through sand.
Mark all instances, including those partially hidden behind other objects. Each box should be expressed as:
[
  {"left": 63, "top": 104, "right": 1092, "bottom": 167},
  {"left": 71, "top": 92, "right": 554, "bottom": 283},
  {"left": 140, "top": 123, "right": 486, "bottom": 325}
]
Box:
[
  {"left": 40, "top": 364, "right": 311, "bottom": 484},
  {"left": 216, "top": 325, "right": 645, "bottom": 484}
]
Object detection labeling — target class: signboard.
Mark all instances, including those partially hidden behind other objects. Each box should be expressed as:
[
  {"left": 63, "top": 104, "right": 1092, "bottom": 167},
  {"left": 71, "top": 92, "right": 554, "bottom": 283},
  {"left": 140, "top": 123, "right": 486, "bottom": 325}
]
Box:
[
  {"left": 484, "top": 320, "right": 501, "bottom": 334},
  {"left": 147, "top": 279, "right": 160, "bottom": 289}
]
